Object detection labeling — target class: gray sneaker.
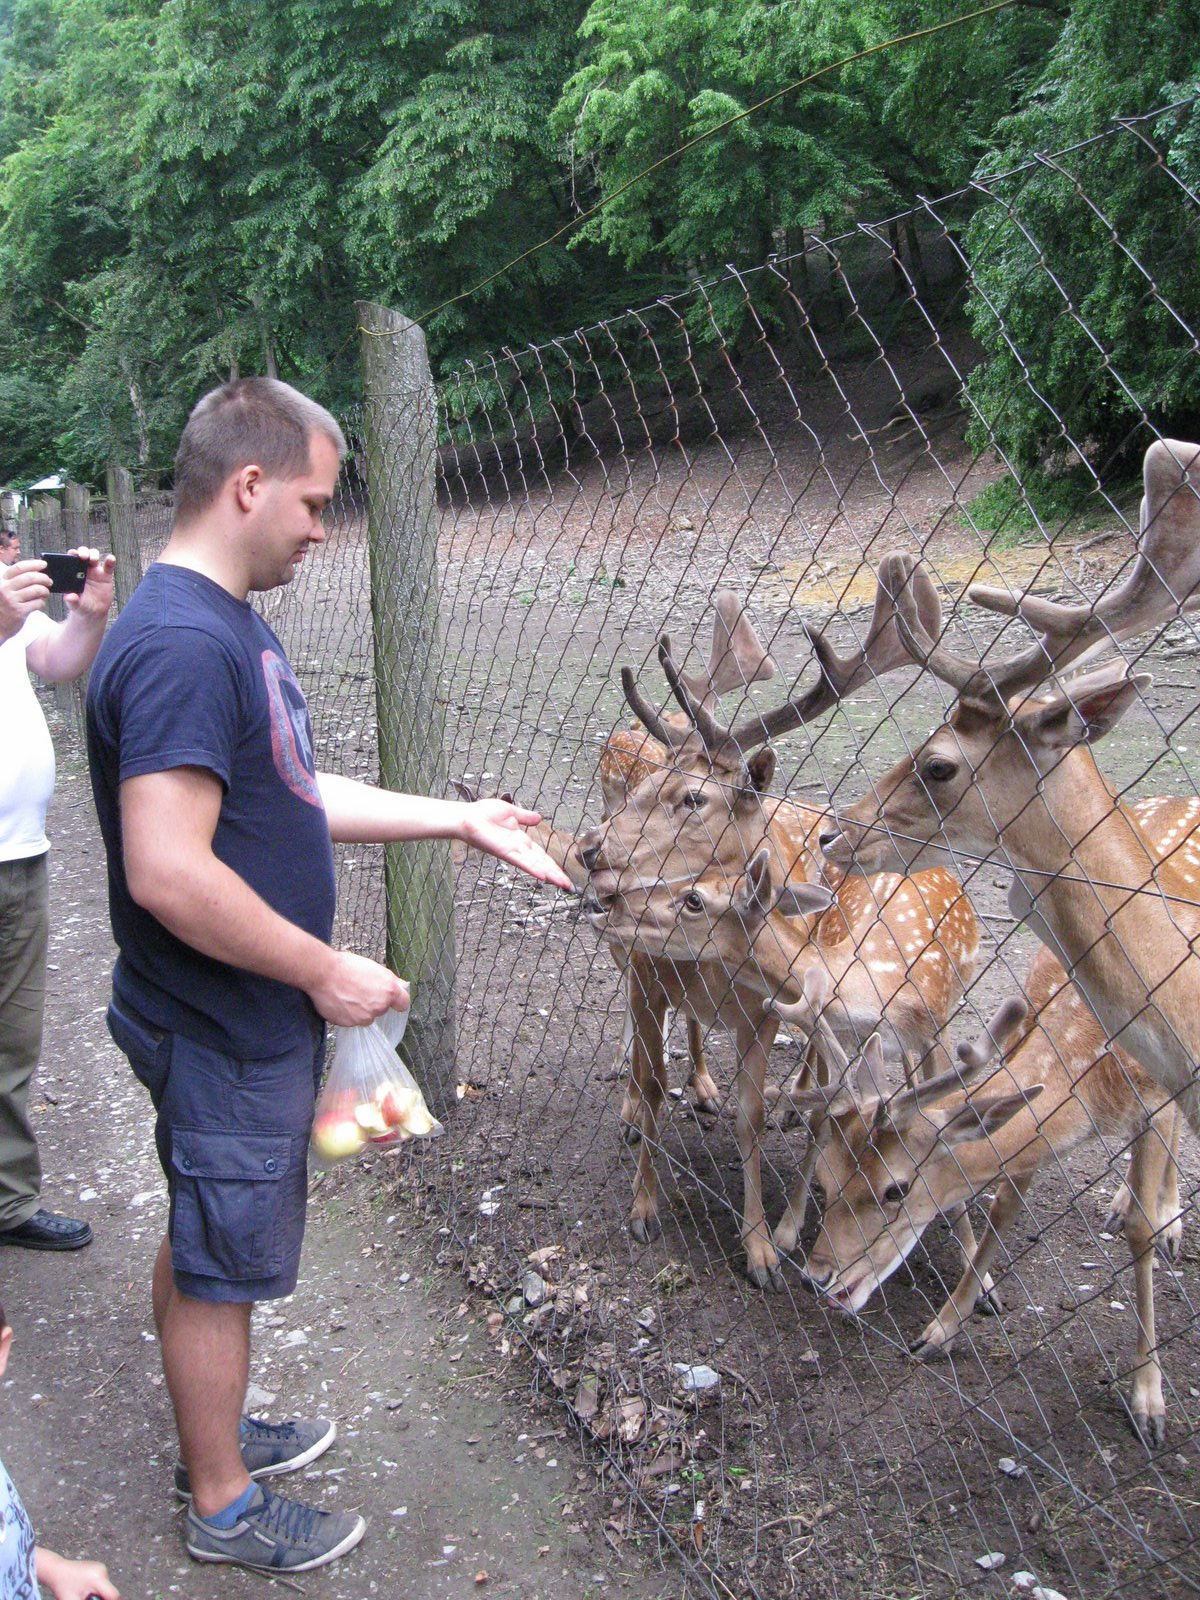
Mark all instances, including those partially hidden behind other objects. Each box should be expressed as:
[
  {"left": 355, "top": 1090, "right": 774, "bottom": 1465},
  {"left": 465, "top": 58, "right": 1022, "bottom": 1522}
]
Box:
[
  {"left": 186, "top": 1483, "right": 366, "bottom": 1572},
  {"left": 174, "top": 1415, "right": 336, "bottom": 1499}
]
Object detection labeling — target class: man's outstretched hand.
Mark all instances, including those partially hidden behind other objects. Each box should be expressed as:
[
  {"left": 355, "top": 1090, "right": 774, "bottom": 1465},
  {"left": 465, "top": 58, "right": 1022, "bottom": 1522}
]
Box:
[{"left": 459, "top": 799, "right": 574, "bottom": 890}]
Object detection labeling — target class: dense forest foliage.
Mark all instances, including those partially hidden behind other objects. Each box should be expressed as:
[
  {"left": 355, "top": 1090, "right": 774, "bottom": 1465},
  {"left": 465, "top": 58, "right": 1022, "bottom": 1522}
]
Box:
[{"left": 0, "top": 0, "right": 1197, "bottom": 485}]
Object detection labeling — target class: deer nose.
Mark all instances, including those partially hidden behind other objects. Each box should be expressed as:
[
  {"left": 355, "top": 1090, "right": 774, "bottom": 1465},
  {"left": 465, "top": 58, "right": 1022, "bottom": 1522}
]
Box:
[
  {"left": 798, "top": 1260, "right": 831, "bottom": 1293},
  {"left": 579, "top": 839, "right": 603, "bottom": 872},
  {"left": 818, "top": 829, "right": 841, "bottom": 853}
]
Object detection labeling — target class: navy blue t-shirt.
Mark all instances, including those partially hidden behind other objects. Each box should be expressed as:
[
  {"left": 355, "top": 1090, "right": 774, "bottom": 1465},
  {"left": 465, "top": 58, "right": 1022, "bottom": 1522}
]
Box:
[{"left": 87, "top": 564, "right": 337, "bottom": 1058}]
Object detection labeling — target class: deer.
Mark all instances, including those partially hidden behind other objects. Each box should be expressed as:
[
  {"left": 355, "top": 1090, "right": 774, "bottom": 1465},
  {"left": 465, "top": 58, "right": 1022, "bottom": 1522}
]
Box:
[
  {"left": 582, "top": 842, "right": 982, "bottom": 1275},
  {"left": 782, "top": 951, "right": 1184, "bottom": 1448},
  {"left": 819, "top": 437, "right": 1200, "bottom": 1144},
  {"left": 575, "top": 566, "right": 982, "bottom": 1289},
  {"left": 596, "top": 591, "right": 780, "bottom": 1117},
  {"left": 459, "top": 591, "right": 782, "bottom": 1118}
]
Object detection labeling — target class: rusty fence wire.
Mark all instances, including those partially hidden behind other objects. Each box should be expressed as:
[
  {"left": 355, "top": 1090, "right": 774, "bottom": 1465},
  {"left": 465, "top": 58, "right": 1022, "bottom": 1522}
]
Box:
[{"left": 54, "top": 98, "right": 1200, "bottom": 1599}]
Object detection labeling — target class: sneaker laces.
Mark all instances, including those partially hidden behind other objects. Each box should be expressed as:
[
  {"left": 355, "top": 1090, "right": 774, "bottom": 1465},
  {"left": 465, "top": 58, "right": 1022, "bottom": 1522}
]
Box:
[
  {"left": 243, "top": 1416, "right": 300, "bottom": 1442},
  {"left": 255, "top": 1487, "right": 323, "bottom": 1544}
]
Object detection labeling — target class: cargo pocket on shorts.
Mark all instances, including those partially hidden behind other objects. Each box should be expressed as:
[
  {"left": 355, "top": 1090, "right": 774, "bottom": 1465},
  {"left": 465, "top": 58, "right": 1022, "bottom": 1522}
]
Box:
[{"left": 170, "top": 1131, "right": 292, "bottom": 1283}]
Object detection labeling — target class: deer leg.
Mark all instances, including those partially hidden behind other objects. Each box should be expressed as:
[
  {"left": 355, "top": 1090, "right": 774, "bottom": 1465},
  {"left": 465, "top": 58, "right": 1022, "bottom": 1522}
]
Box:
[
  {"left": 685, "top": 1016, "right": 721, "bottom": 1116},
  {"left": 1123, "top": 1125, "right": 1168, "bottom": 1448},
  {"left": 1103, "top": 1103, "right": 1184, "bottom": 1263},
  {"left": 627, "top": 960, "right": 669, "bottom": 1246},
  {"left": 945, "top": 1204, "right": 1000, "bottom": 1313},
  {"left": 774, "top": 1133, "right": 821, "bottom": 1256},
  {"left": 912, "top": 1173, "right": 1032, "bottom": 1360},
  {"left": 1155, "top": 1104, "right": 1184, "bottom": 1263},
  {"left": 735, "top": 1015, "right": 784, "bottom": 1292},
  {"left": 615, "top": 952, "right": 660, "bottom": 1145},
  {"left": 774, "top": 1044, "right": 826, "bottom": 1252}
]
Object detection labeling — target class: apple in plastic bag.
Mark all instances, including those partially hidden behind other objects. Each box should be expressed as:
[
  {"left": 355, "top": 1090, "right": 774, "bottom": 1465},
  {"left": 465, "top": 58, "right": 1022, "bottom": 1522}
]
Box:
[
  {"left": 311, "top": 1110, "right": 366, "bottom": 1161},
  {"left": 379, "top": 1083, "right": 437, "bottom": 1138}
]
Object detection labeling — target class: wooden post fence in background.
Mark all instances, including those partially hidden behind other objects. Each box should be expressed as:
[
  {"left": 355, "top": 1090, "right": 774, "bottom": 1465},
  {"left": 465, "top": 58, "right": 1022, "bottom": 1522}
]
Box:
[{"left": 357, "top": 299, "right": 457, "bottom": 1116}]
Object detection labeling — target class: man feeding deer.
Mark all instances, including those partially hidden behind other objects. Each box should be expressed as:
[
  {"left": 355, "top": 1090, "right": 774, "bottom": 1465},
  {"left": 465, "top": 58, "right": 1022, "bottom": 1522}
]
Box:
[{"left": 86, "top": 377, "right": 571, "bottom": 1577}]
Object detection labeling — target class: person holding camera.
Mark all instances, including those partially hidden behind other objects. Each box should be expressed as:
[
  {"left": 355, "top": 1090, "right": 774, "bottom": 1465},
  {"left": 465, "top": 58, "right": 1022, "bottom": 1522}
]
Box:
[{"left": 0, "top": 528, "right": 115, "bottom": 1251}]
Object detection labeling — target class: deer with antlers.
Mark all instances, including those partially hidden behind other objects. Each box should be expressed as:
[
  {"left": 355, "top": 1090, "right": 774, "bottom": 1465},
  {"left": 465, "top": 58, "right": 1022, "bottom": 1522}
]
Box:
[
  {"left": 782, "top": 945, "right": 1184, "bottom": 1447},
  {"left": 820, "top": 437, "right": 1200, "bottom": 1142},
  {"left": 464, "top": 592, "right": 784, "bottom": 1117},
  {"left": 597, "top": 592, "right": 780, "bottom": 1117},
  {"left": 576, "top": 574, "right": 980, "bottom": 1289}
]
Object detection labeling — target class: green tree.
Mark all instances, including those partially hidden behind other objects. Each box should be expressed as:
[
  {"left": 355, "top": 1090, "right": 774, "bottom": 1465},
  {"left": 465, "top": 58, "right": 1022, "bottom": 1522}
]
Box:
[{"left": 963, "top": 0, "right": 1200, "bottom": 475}]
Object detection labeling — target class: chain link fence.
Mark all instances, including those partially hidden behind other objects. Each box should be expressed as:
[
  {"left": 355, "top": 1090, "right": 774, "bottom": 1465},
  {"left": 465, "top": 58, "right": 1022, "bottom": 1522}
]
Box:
[
  {"left": 359, "top": 100, "right": 1199, "bottom": 1599},
  {"left": 43, "top": 98, "right": 1200, "bottom": 1598}
]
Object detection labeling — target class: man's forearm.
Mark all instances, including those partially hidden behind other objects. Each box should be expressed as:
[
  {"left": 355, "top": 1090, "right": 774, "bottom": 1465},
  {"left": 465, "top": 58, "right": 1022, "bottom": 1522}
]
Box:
[
  {"left": 29, "top": 608, "right": 109, "bottom": 682},
  {"left": 316, "top": 771, "right": 467, "bottom": 844}
]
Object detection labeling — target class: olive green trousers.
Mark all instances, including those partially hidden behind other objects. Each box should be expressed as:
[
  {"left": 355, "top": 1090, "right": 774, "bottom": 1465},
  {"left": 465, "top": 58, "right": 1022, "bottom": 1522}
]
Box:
[{"left": 0, "top": 854, "right": 48, "bottom": 1230}]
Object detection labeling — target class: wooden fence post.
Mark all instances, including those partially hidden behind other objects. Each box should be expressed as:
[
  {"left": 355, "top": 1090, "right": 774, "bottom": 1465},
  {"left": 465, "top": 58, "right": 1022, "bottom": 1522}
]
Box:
[
  {"left": 63, "top": 480, "right": 89, "bottom": 546},
  {"left": 357, "top": 299, "right": 457, "bottom": 1116},
  {"left": 105, "top": 464, "right": 143, "bottom": 610}
]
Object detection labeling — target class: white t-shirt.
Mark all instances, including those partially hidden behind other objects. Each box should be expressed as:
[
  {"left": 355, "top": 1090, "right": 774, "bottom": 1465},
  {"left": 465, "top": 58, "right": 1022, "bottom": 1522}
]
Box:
[{"left": 0, "top": 611, "right": 57, "bottom": 862}]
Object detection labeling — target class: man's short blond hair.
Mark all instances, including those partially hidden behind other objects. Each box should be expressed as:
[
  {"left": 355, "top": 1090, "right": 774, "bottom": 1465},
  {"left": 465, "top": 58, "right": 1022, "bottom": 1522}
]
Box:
[{"left": 174, "top": 378, "right": 346, "bottom": 525}]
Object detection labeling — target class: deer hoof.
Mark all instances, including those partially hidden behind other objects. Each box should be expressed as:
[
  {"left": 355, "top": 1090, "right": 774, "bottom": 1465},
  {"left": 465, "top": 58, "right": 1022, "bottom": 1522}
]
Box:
[
  {"left": 975, "top": 1283, "right": 1003, "bottom": 1317},
  {"left": 1156, "top": 1216, "right": 1184, "bottom": 1263},
  {"left": 773, "top": 1223, "right": 799, "bottom": 1257},
  {"left": 910, "top": 1325, "right": 953, "bottom": 1362},
  {"left": 745, "top": 1260, "right": 785, "bottom": 1293},
  {"left": 1102, "top": 1186, "right": 1130, "bottom": 1236},
  {"left": 621, "top": 1121, "right": 643, "bottom": 1147},
  {"left": 629, "top": 1214, "right": 661, "bottom": 1245},
  {"left": 1127, "top": 1400, "right": 1167, "bottom": 1451}
]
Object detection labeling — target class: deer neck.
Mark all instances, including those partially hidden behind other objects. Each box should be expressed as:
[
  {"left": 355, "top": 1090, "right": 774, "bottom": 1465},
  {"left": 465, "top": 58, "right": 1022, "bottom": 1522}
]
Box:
[
  {"left": 743, "top": 910, "right": 844, "bottom": 1001},
  {"left": 999, "top": 752, "right": 1151, "bottom": 923},
  {"left": 1003, "top": 763, "right": 1200, "bottom": 1114}
]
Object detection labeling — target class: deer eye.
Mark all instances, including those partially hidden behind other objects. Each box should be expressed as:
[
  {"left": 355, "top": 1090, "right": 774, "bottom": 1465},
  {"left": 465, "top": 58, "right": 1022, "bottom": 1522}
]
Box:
[
  {"left": 922, "top": 757, "right": 957, "bottom": 785},
  {"left": 680, "top": 790, "right": 708, "bottom": 810},
  {"left": 881, "top": 1180, "right": 910, "bottom": 1205},
  {"left": 683, "top": 891, "right": 705, "bottom": 913}
]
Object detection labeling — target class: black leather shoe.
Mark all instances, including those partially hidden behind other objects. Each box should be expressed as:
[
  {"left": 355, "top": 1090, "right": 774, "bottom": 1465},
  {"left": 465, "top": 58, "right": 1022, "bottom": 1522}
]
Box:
[{"left": 0, "top": 1209, "right": 93, "bottom": 1251}]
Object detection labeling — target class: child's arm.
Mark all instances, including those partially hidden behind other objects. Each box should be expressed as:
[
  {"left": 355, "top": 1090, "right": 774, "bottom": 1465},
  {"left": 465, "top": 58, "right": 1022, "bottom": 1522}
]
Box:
[{"left": 34, "top": 1546, "right": 120, "bottom": 1600}]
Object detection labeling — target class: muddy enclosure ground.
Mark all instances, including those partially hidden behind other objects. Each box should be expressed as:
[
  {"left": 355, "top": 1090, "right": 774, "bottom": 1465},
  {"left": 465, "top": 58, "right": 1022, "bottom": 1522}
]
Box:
[{"left": 254, "top": 332, "right": 1200, "bottom": 1600}]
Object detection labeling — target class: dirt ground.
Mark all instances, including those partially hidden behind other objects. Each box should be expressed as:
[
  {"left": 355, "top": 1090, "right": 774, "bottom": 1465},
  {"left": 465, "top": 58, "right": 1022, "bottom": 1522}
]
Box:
[{"left": 0, "top": 756, "right": 680, "bottom": 1600}]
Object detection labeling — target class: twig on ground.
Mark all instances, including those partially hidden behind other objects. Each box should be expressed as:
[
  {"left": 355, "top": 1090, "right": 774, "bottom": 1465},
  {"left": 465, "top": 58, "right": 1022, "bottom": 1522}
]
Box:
[
  {"left": 86, "top": 1361, "right": 126, "bottom": 1399},
  {"left": 714, "top": 1364, "right": 763, "bottom": 1408}
]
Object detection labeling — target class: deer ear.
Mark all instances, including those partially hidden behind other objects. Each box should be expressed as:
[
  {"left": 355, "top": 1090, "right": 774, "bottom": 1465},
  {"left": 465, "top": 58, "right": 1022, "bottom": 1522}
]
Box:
[
  {"left": 732, "top": 847, "right": 774, "bottom": 919},
  {"left": 1023, "top": 668, "right": 1150, "bottom": 752},
  {"left": 940, "top": 1085, "right": 1043, "bottom": 1147},
  {"left": 856, "top": 1033, "right": 888, "bottom": 1098},
  {"left": 743, "top": 746, "right": 776, "bottom": 794},
  {"left": 775, "top": 881, "right": 836, "bottom": 919}
]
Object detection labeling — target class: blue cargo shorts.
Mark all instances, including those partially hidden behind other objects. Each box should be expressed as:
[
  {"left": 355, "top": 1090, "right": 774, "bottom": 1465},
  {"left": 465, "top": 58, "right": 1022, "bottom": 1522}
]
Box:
[{"left": 106, "top": 996, "right": 326, "bottom": 1304}]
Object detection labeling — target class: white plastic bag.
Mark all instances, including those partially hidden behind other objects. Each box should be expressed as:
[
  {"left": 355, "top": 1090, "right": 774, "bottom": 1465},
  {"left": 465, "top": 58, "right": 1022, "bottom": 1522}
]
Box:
[{"left": 311, "top": 1011, "right": 444, "bottom": 1162}]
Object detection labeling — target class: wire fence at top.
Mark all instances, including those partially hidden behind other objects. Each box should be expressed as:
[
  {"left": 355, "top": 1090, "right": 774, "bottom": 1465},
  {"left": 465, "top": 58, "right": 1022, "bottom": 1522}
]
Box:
[{"left": 39, "top": 96, "right": 1200, "bottom": 1599}]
